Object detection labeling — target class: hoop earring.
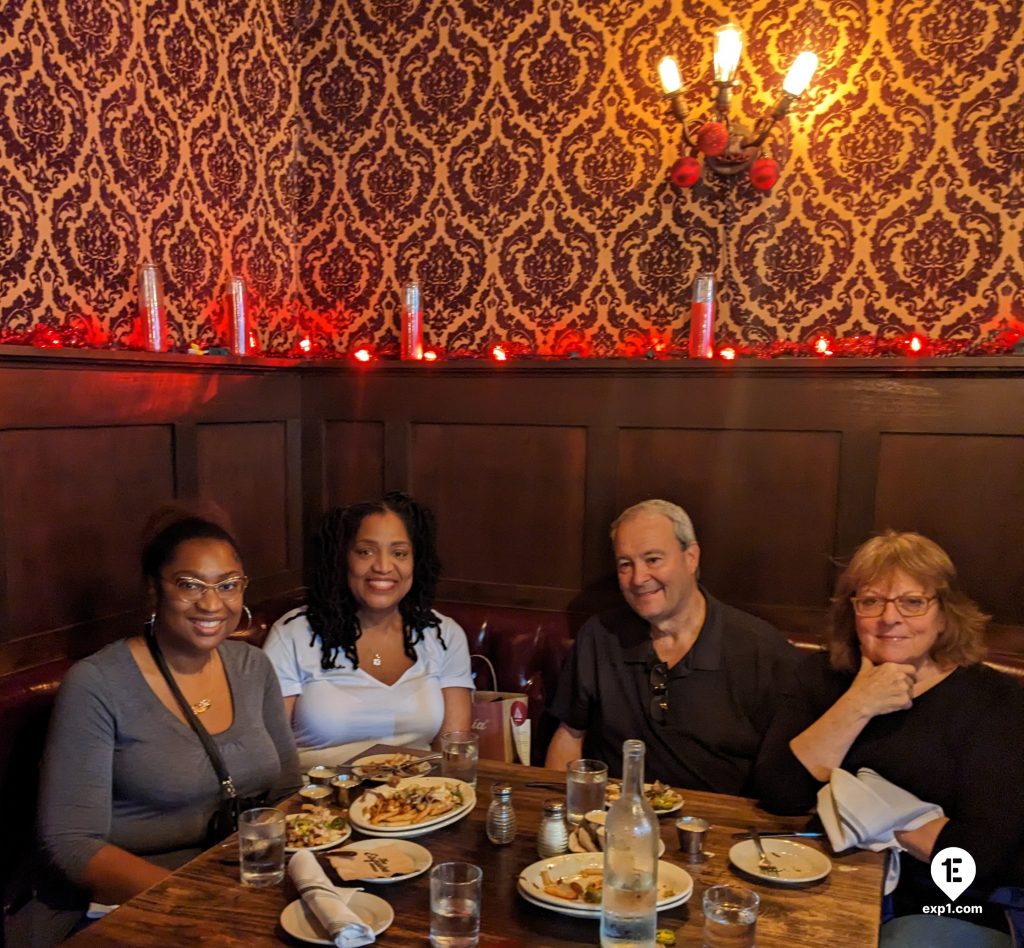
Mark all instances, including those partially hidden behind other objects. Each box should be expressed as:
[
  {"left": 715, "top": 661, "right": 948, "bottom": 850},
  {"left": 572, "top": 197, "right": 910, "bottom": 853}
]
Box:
[{"left": 236, "top": 605, "right": 253, "bottom": 633}]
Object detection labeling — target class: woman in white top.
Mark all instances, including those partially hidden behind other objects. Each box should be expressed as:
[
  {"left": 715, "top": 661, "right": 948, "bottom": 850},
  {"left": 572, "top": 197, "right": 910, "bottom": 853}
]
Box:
[{"left": 263, "top": 492, "right": 473, "bottom": 767}]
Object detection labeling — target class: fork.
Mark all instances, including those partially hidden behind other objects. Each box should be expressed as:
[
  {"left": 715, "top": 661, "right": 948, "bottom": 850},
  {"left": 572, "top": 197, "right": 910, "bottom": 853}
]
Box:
[{"left": 749, "top": 827, "right": 781, "bottom": 875}]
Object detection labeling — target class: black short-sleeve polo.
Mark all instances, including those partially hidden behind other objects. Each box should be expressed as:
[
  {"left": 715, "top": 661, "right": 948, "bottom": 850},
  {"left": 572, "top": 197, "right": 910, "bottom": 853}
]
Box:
[{"left": 547, "top": 591, "right": 797, "bottom": 795}]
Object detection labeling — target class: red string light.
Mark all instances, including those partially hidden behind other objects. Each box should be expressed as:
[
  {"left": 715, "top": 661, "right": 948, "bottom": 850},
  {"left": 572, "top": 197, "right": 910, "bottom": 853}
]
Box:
[
  {"left": 718, "top": 347, "right": 736, "bottom": 361},
  {"left": 353, "top": 348, "right": 373, "bottom": 363},
  {"left": 490, "top": 344, "right": 508, "bottom": 361}
]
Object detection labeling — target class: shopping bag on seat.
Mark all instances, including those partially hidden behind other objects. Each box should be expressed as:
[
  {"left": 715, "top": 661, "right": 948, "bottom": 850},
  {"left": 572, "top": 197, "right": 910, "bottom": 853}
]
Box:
[{"left": 471, "top": 654, "right": 531, "bottom": 765}]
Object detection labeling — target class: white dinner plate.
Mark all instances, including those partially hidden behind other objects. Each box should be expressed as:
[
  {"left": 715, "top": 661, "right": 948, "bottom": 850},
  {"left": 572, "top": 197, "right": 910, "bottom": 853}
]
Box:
[
  {"left": 728, "top": 838, "right": 832, "bottom": 884},
  {"left": 348, "top": 776, "right": 475, "bottom": 837},
  {"left": 567, "top": 828, "right": 666, "bottom": 858},
  {"left": 328, "top": 837, "right": 433, "bottom": 883},
  {"left": 279, "top": 893, "right": 394, "bottom": 944},
  {"left": 284, "top": 815, "right": 352, "bottom": 854},
  {"left": 351, "top": 753, "right": 433, "bottom": 781},
  {"left": 518, "top": 853, "right": 692, "bottom": 913},
  {"left": 604, "top": 782, "right": 684, "bottom": 816},
  {"left": 517, "top": 879, "right": 692, "bottom": 918}
]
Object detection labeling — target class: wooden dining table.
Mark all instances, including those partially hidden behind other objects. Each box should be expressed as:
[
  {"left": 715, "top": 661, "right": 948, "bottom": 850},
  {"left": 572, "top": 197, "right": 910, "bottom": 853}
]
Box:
[{"left": 66, "top": 757, "right": 884, "bottom": 947}]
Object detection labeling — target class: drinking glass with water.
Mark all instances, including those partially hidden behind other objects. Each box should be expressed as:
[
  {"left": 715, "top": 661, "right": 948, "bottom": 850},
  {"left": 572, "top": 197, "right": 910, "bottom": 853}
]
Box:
[
  {"left": 702, "top": 884, "right": 759, "bottom": 947},
  {"left": 429, "top": 862, "right": 482, "bottom": 947},
  {"left": 441, "top": 730, "right": 479, "bottom": 787},
  {"left": 566, "top": 758, "right": 608, "bottom": 826},
  {"left": 238, "top": 807, "right": 285, "bottom": 887}
]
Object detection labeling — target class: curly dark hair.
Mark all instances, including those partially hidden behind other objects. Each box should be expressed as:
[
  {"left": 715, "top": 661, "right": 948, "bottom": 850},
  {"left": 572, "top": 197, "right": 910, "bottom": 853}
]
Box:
[{"left": 299, "top": 492, "right": 445, "bottom": 670}]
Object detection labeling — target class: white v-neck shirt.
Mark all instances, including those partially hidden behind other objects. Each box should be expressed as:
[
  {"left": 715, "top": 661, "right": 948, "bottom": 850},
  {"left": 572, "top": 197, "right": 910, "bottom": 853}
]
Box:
[{"left": 263, "top": 608, "right": 473, "bottom": 768}]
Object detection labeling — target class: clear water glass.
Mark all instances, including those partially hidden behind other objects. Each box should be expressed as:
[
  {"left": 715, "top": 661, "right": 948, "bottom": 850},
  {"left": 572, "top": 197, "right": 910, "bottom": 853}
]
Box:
[
  {"left": 702, "top": 884, "right": 759, "bottom": 947},
  {"left": 566, "top": 758, "right": 608, "bottom": 826},
  {"left": 238, "top": 807, "right": 285, "bottom": 887},
  {"left": 429, "top": 861, "right": 482, "bottom": 947},
  {"left": 441, "top": 730, "right": 479, "bottom": 787}
]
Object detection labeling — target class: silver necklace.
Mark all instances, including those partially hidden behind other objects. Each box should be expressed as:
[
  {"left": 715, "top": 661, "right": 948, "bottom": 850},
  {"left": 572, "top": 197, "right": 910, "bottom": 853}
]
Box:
[{"left": 372, "top": 652, "right": 382, "bottom": 667}]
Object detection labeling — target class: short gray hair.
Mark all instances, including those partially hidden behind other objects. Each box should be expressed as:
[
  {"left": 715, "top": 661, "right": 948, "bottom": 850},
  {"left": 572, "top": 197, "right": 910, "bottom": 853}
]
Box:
[{"left": 610, "top": 499, "right": 697, "bottom": 549}]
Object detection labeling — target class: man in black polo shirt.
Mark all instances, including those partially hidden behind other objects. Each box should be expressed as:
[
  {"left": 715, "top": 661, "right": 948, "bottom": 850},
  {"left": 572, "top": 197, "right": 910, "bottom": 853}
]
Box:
[{"left": 545, "top": 499, "right": 796, "bottom": 795}]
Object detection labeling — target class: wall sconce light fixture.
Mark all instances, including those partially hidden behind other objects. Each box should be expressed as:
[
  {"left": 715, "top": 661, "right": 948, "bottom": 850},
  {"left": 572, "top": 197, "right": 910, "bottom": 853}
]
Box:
[{"left": 660, "top": 25, "right": 818, "bottom": 191}]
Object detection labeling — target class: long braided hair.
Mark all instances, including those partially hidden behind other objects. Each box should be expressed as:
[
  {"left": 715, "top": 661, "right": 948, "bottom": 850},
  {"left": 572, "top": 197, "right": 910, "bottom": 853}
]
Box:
[{"left": 299, "top": 492, "right": 444, "bottom": 670}]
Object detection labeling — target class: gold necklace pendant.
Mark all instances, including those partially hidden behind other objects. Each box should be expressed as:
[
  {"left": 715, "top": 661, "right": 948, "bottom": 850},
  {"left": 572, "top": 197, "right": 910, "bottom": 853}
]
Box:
[{"left": 191, "top": 697, "right": 212, "bottom": 715}]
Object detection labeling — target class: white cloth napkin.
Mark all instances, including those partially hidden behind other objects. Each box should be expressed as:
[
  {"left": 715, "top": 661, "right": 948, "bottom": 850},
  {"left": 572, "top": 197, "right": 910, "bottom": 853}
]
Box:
[
  {"left": 817, "top": 767, "right": 944, "bottom": 894},
  {"left": 288, "top": 849, "right": 375, "bottom": 947}
]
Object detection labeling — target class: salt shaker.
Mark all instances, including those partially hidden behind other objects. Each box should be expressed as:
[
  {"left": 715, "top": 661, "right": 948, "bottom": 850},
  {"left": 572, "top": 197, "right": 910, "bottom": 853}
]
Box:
[
  {"left": 485, "top": 782, "right": 517, "bottom": 845},
  {"left": 537, "top": 799, "right": 569, "bottom": 857}
]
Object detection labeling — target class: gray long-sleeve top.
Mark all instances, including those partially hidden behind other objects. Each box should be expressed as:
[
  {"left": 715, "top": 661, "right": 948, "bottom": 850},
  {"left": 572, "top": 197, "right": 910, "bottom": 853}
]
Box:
[{"left": 38, "top": 638, "right": 301, "bottom": 884}]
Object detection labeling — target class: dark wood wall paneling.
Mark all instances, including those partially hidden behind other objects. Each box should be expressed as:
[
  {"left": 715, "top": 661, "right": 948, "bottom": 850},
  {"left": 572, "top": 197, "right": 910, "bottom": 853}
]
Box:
[
  {"left": 302, "top": 360, "right": 1024, "bottom": 662},
  {"left": 2, "top": 353, "right": 1023, "bottom": 675},
  {"left": 0, "top": 351, "right": 304, "bottom": 675}
]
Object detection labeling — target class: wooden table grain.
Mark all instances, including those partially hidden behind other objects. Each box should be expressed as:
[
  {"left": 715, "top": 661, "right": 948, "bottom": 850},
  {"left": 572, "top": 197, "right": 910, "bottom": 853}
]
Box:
[{"left": 66, "top": 760, "right": 883, "bottom": 947}]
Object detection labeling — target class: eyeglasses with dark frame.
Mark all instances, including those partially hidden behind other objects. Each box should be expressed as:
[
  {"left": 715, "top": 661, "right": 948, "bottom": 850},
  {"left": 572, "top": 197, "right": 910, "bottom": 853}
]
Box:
[
  {"left": 161, "top": 575, "right": 249, "bottom": 603},
  {"left": 850, "top": 595, "right": 937, "bottom": 618},
  {"left": 650, "top": 661, "right": 669, "bottom": 723}
]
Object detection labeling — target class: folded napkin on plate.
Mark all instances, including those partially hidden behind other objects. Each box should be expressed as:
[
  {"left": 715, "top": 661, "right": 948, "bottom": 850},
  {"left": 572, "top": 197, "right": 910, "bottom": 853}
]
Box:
[
  {"left": 288, "top": 849, "right": 375, "bottom": 947},
  {"left": 328, "top": 844, "right": 416, "bottom": 881},
  {"left": 817, "top": 767, "right": 944, "bottom": 894}
]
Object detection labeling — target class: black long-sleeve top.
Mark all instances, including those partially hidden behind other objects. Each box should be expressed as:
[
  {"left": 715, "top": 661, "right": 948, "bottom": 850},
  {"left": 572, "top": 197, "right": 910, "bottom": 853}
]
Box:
[{"left": 754, "top": 651, "right": 1024, "bottom": 925}]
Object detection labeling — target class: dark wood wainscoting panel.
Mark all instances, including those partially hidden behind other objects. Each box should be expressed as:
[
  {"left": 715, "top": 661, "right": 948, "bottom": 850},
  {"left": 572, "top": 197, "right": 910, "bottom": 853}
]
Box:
[
  {"left": 617, "top": 428, "right": 842, "bottom": 608},
  {"left": 409, "top": 423, "right": 587, "bottom": 590},
  {"left": 196, "top": 422, "right": 290, "bottom": 578},
  {"left": 875, "top": 433, "right": 1024, "bottom": 625},
  {"left": 0, "top": 425, "right": 174, "bottom": 640},
  {"left": 322, "top": 421, "right": 385, "bottom": 508}
]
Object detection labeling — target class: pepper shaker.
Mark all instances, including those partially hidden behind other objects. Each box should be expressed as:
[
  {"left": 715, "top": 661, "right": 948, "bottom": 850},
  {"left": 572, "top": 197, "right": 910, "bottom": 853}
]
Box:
[{"left": 537, "top": 799, "right": 569, "bottom": 857}]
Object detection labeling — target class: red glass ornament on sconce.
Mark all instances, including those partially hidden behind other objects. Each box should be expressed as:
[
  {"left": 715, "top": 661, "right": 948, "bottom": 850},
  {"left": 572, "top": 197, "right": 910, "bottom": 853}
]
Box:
[{"left": 659, "top": 26, "right": 819, "bottom": 189}]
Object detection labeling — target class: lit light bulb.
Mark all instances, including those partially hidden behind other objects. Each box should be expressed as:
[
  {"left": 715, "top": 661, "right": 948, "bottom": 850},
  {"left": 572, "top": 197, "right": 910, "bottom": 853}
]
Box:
[
  {"left": 719, "top": 347, "right": 737, "bottom": 361},
  {"left": 353, "top": 348, "right": 372, "bottom": 362},
  {"left": 491, "top": 344, "right": 508, "bottom": 361},
  {"left": 423, "top": 349, "right": 438, "bottom": 362},
  {"left": 782, "top": 52, "right": 818, "bottom": 97},
  {"left": 658, "top": 57, "right": 683, "bottom": 95},
  {"left": 299, "top": 337, "right": 311, "bottom": 353},
  {"left": 713, "top": 25, "right": 743, "bottom": 83}
]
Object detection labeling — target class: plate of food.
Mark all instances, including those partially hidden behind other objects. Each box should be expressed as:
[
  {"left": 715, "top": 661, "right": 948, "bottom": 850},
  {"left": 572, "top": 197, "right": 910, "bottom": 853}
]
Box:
[
  {"left": 568, "top": 810, "right": 665, "bottom": 857},
  {"left": 285, "top": 805, "right": 352, "bottom": 853},
  {"left": 280, "top": 892, "right": 393, "bottom": 944},
  {"left": 327, "top": 838, "right": 432, "bottom": 883},
  {"left": 729, "top": 838, "right": 832, "bottom": 884},
  {"left": 351, "top": 752, "right": 433, "bottom": 781},
  {"left": 518, "top": 853, "right": 692, "bottom": 915},
  {"left": 348, "top": 776, "right": 475, "bottom": 837},
  {"left": 605, "top": 780, "right": 684, "bottom": 815}
]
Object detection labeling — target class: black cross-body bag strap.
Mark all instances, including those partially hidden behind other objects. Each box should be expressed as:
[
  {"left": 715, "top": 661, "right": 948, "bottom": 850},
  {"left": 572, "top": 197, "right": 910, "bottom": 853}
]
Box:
[{"left": 145, "top": 630, "right": 237, "bottom": 802}]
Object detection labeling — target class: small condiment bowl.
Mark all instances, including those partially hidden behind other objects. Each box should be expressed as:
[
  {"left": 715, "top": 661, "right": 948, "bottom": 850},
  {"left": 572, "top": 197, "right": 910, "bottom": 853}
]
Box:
[
  {"left": 306, "top": 765, "right": 339, "bottom": 786},
  {"left": 330, "top": 773, "right": 364, "bottom": 808},
  {"left": 298, "top": 784, "right": 333, "bottom": 805}
]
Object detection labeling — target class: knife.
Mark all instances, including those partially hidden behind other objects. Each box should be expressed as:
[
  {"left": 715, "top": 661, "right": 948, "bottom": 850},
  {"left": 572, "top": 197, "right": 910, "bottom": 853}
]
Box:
[{"left": 730, "top": 831, "right": 824, "bottom": 840}]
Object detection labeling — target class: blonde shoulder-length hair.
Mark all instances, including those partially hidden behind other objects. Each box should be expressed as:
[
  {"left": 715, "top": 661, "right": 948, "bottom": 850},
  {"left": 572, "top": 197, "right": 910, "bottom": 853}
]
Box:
[{"left": 826, "top": 530, "right": 989, "bottom": 674}]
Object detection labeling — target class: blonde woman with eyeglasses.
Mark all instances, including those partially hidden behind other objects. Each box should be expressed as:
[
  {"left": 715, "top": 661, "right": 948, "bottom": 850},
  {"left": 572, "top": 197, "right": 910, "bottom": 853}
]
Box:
[
  {"left": 25, "top": 503, "right": 300, "bottom": 945},
  {"left": 755, "top": 531, "right": 1023, "bottom": 946}
]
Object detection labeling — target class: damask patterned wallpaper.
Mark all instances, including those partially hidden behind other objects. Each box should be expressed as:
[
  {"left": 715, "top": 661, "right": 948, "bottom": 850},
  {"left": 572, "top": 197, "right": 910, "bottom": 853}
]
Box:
[{"left": 0, "top": 0, "right": 1021, "bottom": 354}]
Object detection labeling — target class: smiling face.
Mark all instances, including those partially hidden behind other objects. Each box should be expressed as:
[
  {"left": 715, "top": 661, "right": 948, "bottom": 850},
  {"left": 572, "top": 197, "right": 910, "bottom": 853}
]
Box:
[
  {"left": 614, "top": 512, "right": 700, "bottom": 627},
  {"left": 154, "top": 537, "right": 245, "bottom": 655},
  {"left": 854, "top": 568, "right": 945, "bottom": 671},
  {"left": 346, "top": 510, "right": 414, "bottom": 618}
]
